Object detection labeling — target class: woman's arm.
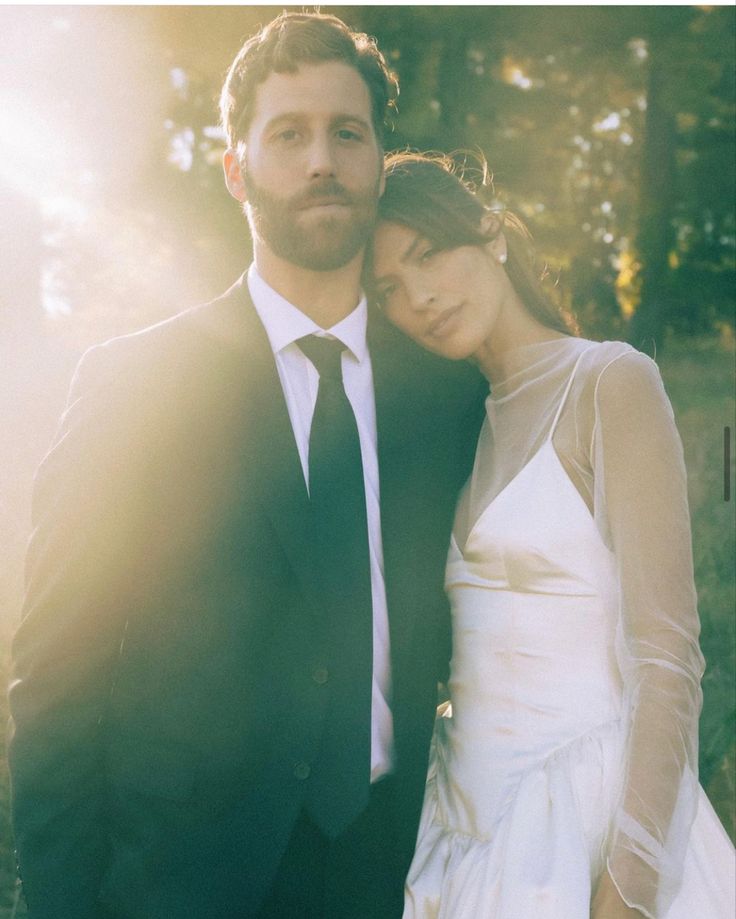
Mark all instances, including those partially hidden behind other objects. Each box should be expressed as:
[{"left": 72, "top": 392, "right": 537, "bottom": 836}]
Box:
[
  {"left": 592, "top": 869, "right": 646, "bottom": 917},
  {"left": 589, "top": 349, "right": 704, "bottom": 919}
]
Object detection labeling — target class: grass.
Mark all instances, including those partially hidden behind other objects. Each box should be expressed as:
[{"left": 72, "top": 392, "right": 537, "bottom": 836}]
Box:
[
  {"left": 0, "top": 656, "right": 22, "bottom": 917},
  {"left": 657, "top": 333, "right": 736, "bottom": 839},
  {"left": 0, "top": 334, "right": 734, "bottom": 914}
]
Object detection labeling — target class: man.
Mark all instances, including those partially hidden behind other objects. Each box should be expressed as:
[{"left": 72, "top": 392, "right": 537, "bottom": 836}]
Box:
[{"left": 9, "top": 12, "right": 484, "bottom": 919}]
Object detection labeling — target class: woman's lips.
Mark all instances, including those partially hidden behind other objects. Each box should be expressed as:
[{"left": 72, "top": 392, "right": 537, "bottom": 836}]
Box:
[{"left": 427, "top": 304, "right": 462, "bottom": 339}]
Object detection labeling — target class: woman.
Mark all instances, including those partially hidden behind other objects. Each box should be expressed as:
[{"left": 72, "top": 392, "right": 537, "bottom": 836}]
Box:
[{"left": 370, "top": 152, "right": 735, "bottom": 919}]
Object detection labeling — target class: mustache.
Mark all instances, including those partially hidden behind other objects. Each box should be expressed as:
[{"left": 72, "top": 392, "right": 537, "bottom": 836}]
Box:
[{"left": 292, "top": 181, "right": 353, "bottom": 208}]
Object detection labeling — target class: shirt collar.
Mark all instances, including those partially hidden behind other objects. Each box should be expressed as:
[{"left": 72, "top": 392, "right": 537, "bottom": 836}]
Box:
[{"left": 248, "top": 264, "right": 368, "bottom": 363}]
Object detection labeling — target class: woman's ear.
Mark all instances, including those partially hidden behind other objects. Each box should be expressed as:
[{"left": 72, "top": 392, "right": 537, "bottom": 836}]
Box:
[
  {"left": 223, "top": 148, "right": 247, "bottom": 203},
  {"left": 480, "top": 209, "right": 508, "bottom": 265},
  {"left": 490, "top": 232, "right": 508, "bottom": 265}
]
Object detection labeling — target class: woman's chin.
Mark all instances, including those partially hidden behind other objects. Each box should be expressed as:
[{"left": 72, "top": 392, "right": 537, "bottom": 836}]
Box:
[{"left": 421, "top": 336, "right": 474, "bottom": 362}]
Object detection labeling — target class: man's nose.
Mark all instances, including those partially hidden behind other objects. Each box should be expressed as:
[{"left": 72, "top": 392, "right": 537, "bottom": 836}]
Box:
[{"left": 307, "top": 134, "right": 338, "bottom": 178}]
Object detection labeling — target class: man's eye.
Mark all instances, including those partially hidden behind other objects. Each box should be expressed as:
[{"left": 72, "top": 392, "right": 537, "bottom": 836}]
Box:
[
  {"left": 275, "top": 129, "right": 300, "bottom": 142},
  {"left": 336, "top": 128, "right": 362, "bottom": 142},
  {"left": 419, "top": 247, "right": 437, "bottom": 263}
]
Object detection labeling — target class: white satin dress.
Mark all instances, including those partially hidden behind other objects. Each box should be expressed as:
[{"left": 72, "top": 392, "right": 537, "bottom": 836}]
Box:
[{"left": 403, "top": 341, "right": 735, "bottom": 919}]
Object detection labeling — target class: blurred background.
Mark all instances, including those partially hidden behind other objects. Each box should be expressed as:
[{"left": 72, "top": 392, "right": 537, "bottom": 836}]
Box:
[{"left": 1, "top": 5, "right": 734, "bottom": 913}]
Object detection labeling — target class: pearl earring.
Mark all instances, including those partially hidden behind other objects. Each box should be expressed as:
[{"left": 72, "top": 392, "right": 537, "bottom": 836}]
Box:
[{"left": 498, "top": 252, "right": 507, "bottom": 265}]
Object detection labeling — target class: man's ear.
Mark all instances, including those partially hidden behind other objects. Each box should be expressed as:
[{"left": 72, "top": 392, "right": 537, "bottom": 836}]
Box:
[{"left": 223, "top": 148, "right": 247, "bottom": 203}]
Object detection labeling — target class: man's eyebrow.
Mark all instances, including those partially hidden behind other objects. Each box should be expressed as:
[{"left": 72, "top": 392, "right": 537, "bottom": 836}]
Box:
[
  {"left": 262, "top": 112, "right": 307, "bottom": 130},
  {"left": 330, "top": 113, "right": 372, "bottom": 129},
  {"left": 261, "top": 112, "right": 373, "bottom": 131}
]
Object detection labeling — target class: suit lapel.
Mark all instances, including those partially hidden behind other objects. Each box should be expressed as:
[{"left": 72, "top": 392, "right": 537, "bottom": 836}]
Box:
[
  {"left": 198, "top": 278, "right": 327, "bottom": 611},
  {"left": 369, "top": 312, "right": 428, "bottom": 651},
  {"left": 197, "top": 283, "right": 472, "bottom": 639},
  {"left": 369, "top": 311, "right": 486, "bottom": 657}
]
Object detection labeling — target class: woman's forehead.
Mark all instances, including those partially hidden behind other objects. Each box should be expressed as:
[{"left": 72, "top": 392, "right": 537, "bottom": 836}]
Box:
[{"left": 373, "top": 222, "right": 422, "bottom": 270}]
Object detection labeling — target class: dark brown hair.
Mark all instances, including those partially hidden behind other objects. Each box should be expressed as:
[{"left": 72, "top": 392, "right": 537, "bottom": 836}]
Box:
[
  {"left": 220, "top": 11, "right": 399, "bottom": 148},
  {"left": 375, "top": 151, "right": 576, "bottom": 336}
]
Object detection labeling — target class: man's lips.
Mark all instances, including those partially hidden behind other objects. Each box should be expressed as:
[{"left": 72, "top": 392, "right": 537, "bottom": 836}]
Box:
[
  {"left": 427, "top": 304, "right": 462, "bottom": 338},
  {"left": 298, "top": 196, "right": 351, "bottom": 210}
]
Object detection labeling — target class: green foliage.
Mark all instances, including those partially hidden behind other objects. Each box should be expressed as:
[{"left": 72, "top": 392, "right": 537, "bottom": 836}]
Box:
[
  {"left": 658, "top": 337, "right": 736, "bottom": 821},
  {"left": 353, "top": 6, "right": 735, "bottom": 348},
  {"left": 2, "top": 5, "right": 731, "bottom": 347}
]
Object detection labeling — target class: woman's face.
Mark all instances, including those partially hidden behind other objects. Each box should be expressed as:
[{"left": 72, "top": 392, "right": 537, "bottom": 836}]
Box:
[{"left": 372, "top": 220, "right": 508, "bottom": 361}]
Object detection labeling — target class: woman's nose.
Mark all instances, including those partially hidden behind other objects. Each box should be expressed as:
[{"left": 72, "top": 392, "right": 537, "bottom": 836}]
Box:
[{"left": 406, "top": 278, "right": 436, "bottom": 312}]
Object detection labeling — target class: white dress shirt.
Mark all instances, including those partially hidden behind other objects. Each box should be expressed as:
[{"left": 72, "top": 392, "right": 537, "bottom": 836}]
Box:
[{"left": 248, "top": 264, "right": 394, "bottom": 782}]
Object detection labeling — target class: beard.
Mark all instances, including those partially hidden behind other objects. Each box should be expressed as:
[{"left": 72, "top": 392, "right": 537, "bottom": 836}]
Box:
[{"left": 243, "top": 171, "right": 381, "bottom": 272}]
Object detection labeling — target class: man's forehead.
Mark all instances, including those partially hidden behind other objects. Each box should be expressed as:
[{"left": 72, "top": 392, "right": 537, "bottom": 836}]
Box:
[{"left": 249, "top": 61, "right": 373, "bottom": 128}]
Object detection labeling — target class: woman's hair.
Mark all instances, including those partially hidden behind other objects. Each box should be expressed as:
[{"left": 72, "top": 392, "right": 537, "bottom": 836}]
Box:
[{"left": 375, "top": 151, "right": 576, "bottom": 336}]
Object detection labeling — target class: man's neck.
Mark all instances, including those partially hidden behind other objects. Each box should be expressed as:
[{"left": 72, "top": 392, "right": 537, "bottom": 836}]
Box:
[{"left": 254, "top": 244, "right": 365, "bottom": 329}]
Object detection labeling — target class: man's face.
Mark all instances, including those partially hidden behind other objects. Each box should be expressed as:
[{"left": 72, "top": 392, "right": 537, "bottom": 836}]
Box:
[{"left": 229, "top": 60, "right": 385, "bottom": 272}]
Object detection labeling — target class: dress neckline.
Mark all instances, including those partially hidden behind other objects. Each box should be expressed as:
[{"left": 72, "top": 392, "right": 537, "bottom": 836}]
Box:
[
  {"left": 489, "top": 337, "right": 590, "bottom": 404},
  {"left": 456, "top": 345, "right": 597, "bottom": 556},
  {"left": 451, "top": 439, "right": 601, "bottom": 559}
]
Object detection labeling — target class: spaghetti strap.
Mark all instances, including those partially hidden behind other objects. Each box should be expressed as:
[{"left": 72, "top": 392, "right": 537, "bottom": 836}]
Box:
[{"left": 546, "top": 346, "right": 595, "bottom": 442}]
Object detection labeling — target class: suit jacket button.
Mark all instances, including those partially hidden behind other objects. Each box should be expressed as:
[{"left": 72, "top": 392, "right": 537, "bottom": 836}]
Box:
[
  {"left": 294, "top": 761, "right": 311, "bottom": 781},
  {"left": 312, "top": 667, "right": 329, "bottom": 685}
]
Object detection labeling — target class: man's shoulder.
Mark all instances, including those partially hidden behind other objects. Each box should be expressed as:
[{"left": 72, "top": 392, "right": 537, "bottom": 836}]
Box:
[{"left": 75, "top": 274, "right": 257, "bottom": 391}]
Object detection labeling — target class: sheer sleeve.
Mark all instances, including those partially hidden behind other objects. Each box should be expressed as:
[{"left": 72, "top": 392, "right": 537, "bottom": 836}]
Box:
[{"left": 590, "top": 348, "right": 705, "bottom": 918}]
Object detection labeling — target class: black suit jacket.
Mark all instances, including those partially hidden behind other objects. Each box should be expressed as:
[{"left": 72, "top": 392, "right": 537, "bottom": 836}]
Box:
[{"left": 9, "top": 276, "right": 485, "bottom": 919}]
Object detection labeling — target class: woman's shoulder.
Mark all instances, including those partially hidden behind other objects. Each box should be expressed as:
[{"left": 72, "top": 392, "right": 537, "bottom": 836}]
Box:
[
  {"left": 575, "top": 338, "right": 662, "bottom": 386},
  {"left": 572, "top": 339, "right": 671, "bottom": 425}
]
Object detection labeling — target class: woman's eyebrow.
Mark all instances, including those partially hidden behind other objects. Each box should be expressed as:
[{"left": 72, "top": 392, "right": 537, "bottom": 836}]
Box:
[
  {"left": 373, "top": 231, "right": 423, "bottom": 282},
  {"left": 400, "top": 233, "right": 424, "bottom": 264}
]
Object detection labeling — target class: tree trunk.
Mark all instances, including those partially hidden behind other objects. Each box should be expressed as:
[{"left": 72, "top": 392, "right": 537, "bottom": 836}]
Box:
[
  {"left": 437, "top": 31, "right": 471, "bottom": 149},
  {"left": 630, "top": 50, "right": 677, "bottom": 352}
]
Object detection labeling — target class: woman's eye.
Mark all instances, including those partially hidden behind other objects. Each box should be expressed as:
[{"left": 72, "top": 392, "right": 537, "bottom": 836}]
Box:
[
  {"left": 419, "top": 247, "right": 437, "bottom": 263},
  {"left": 376, "top": 284, "right": 397, "bottom": 308},
  {"left": 275, "top": 129, "right": 299, "bottom": 143}
]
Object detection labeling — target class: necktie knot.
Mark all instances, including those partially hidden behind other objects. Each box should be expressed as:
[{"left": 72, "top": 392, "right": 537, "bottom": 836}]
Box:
[{"left": 298, "top": 335, "right": 345, "bottom": 383}]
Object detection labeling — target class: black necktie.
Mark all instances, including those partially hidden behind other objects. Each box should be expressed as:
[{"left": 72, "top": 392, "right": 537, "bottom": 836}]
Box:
[{"left": 297, "top": 334, "right": 373, "bottom": 838}]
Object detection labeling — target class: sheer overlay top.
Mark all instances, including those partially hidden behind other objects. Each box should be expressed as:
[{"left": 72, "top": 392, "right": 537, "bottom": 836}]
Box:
[{"left": 455, "top": 336, "right": 705, "bottom": 917}]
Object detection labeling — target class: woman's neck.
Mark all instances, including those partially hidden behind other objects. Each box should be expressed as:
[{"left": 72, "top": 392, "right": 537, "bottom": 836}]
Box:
[{"left": 473, "top": 291, "right": 568, "bottom": 385}]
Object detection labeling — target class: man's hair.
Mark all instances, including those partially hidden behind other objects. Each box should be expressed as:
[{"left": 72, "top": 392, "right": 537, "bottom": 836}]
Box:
[{"left": 220, "top": 11, "right": 398, "bottom": 149}]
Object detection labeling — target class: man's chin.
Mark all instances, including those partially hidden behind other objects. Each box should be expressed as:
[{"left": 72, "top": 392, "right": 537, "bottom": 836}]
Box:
[
  {"left": 281, "top": 222, "right": 370, "bottom": 271},
  {"left": 288, "top": 247, "right": 365, "bottom": 272}
]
